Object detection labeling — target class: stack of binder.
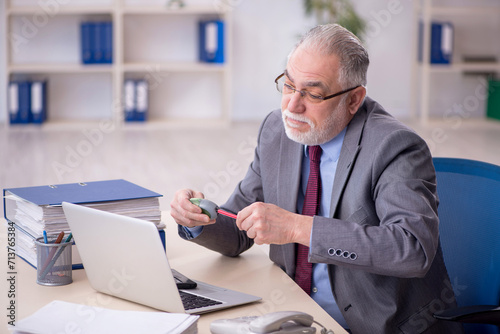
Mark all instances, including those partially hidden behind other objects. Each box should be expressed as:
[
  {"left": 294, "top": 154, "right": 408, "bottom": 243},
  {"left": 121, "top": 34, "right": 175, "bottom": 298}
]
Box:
[
  {"left": 3, "top": 180, "right": 163, "bottom": 270},
  {"left": 124, "top": 79, "right": 148, "bottom": 122},
  {"left": 8, "top": 80, "right": 47, "bottom": 124},
  {"left": 199, "top": 20, "right": 224, "bottom": 63},
  {"left": 80, "top": 21, "right": 113, "bottom": 64}
]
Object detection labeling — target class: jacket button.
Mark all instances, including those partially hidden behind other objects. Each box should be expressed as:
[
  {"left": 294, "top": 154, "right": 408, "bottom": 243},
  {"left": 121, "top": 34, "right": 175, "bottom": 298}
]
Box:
[
  {"left": 342, "top": 251, "right": 350, "bottom": 258},
  {"left": 350, "top": 253, "right": 358, "bottom": 260},
  {"left": 328, "top": 248, "right": 335, "bottom": 256}
]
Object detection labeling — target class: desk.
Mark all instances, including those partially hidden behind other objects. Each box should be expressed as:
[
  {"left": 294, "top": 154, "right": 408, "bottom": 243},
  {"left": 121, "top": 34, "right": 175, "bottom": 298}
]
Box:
[{"left": 2, "top": 215, "right": 347, "bottom": 333}]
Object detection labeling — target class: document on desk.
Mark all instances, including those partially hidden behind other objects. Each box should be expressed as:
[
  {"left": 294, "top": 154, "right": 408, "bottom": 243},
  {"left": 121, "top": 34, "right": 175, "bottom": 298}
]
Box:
[{"left": 9, "top": 300, "right": 199, "bottom": 334}]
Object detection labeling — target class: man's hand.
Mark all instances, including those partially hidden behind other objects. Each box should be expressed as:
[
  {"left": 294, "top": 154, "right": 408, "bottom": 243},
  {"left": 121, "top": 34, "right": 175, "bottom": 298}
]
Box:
[
  {"left": 170, "top": 189, "right": 215, "bottom": 228},
  {"left": 236, "top": 202, "right": 313, "bottom": 246}
]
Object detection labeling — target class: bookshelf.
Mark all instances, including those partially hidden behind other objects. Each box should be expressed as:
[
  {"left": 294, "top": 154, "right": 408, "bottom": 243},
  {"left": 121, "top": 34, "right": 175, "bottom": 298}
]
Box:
[
  {"left": 412, "top": 0, "right": 500, "bottom": 122},
  {"left": 3, "top": 0, "right": 232, "bottom": 126}
]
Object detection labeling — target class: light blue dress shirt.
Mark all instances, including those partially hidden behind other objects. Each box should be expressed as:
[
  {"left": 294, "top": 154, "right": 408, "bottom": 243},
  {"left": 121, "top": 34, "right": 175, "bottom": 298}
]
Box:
[
  {"left": 297, "top": 128, "right": 348, "bottom": 329},
  {"left": 184, "top": 128, "right": 349, "bottom": 329}
]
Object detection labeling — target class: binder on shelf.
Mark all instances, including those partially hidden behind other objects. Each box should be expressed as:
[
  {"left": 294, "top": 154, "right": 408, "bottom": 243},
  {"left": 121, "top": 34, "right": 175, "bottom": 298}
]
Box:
[
  {"left": 124, "top": 79, "right": 136, "bottom": 122},
  {"left": 4, "top": 179, "right": 164, "bottom": 270},
  {"left": 81, "top": 22, "right": 94, "bottom": 64},
  {"left": 431, "top": 22, "right": 453, "bottom": 64},
  {"left": 418, "top": 21, "right": 454, "bottom": 64},
  {"left": 18, "top": 81, "right": 32, "bottom": 124},
  {"left": 102, "top": 21, "right": 113, "bottom": 64},
  {"left": 31, "top": 80, "right": 47, "bottom": 124},
  {"left": 199, "top": 20, "right": 224, "bottom": 63},
  {"left": 8, "top": 80, "right": 48, "bottom": 125},
  {"left": 135, "top": 80, "right": 148, "bottom": 122},
  {"left": 8, "top": 82, "right": 20, "bottom": 124},
  {"left": 80, "top": 21, "right": 113, "bottom": 64},
  {"left": 123, "top": 80, "right": 148, "bottom": 122}
]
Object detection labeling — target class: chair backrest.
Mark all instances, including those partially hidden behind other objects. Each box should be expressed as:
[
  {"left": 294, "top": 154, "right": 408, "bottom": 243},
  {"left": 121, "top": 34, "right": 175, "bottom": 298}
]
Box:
[{"left": 433, "top": 157, "right": 500, "bottom": 334}]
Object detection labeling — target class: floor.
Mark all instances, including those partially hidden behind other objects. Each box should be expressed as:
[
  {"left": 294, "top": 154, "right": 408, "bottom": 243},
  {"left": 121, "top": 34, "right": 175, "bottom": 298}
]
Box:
[{"left": 2, "top": 116, "right": 500, "bottom": 213}]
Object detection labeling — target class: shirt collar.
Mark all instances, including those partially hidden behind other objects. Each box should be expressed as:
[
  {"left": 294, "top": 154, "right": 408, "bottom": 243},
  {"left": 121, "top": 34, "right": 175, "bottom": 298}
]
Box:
[{"left": 304, "top": 127, "right": 347, "bottom": 163}]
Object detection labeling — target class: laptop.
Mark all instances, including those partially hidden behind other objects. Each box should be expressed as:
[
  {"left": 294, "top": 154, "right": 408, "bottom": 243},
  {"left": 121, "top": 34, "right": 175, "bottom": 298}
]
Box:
[{"left": 62, "top": 202, "right": 261, "bottom": 314}]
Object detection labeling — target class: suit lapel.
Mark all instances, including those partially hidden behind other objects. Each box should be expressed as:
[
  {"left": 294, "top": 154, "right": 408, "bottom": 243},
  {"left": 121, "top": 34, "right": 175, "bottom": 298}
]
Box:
[
  {"left": 329, "top": 104, "right": 368, "bottom": 218},
  {"left": 277, "top": 130, "right": 303, "bottom": 270}
]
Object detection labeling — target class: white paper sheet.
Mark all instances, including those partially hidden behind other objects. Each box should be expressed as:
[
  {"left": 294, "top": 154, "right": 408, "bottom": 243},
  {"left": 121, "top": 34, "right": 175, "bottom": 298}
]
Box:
[{"left": 9, "top": 300, "right": 198, "bottom": 334}]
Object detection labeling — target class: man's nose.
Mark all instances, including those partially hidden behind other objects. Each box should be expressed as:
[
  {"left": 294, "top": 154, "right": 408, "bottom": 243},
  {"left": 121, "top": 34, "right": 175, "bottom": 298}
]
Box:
[{"left": 286, "top": 90, "right": 306, "bottom": 113}]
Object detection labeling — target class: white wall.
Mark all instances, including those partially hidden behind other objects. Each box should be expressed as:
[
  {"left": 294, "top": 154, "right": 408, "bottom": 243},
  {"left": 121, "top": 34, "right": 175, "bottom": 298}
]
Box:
[{"left": 231, "top": 0, "right": 415, "bottom": 121}]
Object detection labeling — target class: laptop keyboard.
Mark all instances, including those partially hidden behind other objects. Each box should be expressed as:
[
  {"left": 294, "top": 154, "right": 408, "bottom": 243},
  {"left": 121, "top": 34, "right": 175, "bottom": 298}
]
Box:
[{"left": 179, "top": 290, "right": 223, "bottom": 310}]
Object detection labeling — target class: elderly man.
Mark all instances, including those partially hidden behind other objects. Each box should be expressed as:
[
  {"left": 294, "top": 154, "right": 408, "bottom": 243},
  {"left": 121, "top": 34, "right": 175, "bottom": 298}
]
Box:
[{"left": 170, "top": 24, "right": 463, "bottom": 334}]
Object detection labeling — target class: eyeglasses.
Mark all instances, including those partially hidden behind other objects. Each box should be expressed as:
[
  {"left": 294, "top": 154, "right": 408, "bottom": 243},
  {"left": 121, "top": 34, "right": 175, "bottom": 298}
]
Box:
[{"left": 274, "top": 73, "right": 360, "bottom": 104}]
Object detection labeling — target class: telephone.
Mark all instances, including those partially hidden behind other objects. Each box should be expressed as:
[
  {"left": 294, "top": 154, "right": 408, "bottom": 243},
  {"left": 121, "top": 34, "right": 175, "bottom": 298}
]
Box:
[{"left": 210, "top": 311, "right": 334, "bottom": 334}]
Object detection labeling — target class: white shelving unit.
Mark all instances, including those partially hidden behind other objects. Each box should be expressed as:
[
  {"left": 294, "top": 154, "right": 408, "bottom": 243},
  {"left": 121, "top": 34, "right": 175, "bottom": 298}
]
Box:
[
  {"left": 412, "top": 0, "right": 500, "bottom": 122},
  {"left": 3, "top": 0, "right": 232, "bottom": 126}
]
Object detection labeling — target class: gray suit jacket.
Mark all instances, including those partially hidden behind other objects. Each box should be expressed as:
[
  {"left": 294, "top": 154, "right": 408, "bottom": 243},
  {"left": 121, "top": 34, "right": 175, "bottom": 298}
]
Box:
[{"left": 179, "top": 97, "right": 464, "bottom": 334}]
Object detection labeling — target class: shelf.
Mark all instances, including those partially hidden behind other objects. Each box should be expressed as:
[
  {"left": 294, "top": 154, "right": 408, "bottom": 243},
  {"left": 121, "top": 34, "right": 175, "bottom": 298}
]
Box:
[
  {"left": 3, "top": 1, "right": 232, "bottom": 126},
  {"left": 123, "top": 62, "right": 227, "bottom": 73},
  {"left": 8, "top": 64, "right": 114, "bottom": 74},
  {"left": 430, "top": 6, "right": 500, "bottom": 16},
  {"left": 421, "top": 62, "right": 500, "bottom": 74},
  {"left": 122, "top": 5, "right": 226, "bottom": 15},
  {"left": 7, "top": 5, "right": 115, "bottom": 15}
]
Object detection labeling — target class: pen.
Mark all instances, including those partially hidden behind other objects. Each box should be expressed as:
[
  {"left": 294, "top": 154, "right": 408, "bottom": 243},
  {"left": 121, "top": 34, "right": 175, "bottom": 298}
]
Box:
[
  {"left": 39, "top": 231, "right": 65, "bottom": 276},
  {"left": 40, "top": 233, "right": 73, "bottom": 280},
  {"left": 43, "top": 230, "right": 48, "bottom": 244}
]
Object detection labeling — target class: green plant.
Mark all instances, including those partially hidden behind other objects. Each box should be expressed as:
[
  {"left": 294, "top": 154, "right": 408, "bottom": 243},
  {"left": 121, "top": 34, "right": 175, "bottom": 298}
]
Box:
[{"left": 303, "top": 0, "right": 366, "bottom": 40}]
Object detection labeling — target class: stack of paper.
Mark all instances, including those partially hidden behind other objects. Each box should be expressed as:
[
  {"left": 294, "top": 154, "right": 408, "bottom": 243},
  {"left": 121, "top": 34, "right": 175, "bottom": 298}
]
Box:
[
  {"left": 9, "top": 300, "right": 199, "bottom": 334},
  {"left": 3, "top": 180, "right": 163, "bottom": 269}
]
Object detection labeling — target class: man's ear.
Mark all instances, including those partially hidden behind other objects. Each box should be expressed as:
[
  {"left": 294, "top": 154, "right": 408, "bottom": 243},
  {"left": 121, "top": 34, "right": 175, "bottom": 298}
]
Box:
[{"left": 347, "top": 86, "right": 367, "bottom": 115}]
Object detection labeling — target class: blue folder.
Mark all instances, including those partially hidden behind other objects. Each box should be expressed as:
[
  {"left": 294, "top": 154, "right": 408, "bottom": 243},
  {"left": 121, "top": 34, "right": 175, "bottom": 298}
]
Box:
[
  {"left": 18, "top": 81, "right": 32, "bottom": 124},
  {"left": 30, "top": 80, "right": 47, "bottom": 124},
  {"left": 102, "top": 21, "right": 113, "bottom": 64},
  {"left": 81, "top": 22, "right": 94, "bottom": 64},
  {"left": 199, "top": 20, "right": 224, "bottom": 63},
  {"left": 4, "top": 179, "right": 162, "bottom": 207}
]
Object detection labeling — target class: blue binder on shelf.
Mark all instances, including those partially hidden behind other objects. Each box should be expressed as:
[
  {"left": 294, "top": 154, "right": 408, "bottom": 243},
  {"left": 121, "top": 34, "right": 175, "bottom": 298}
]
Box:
[
  {"left": 31, "top": 80, "right": 47, "bottom": 124},
  {"left": 123, "top": 80, "right": 148, "bottom": 122},
  {"left": 18, "top": 81, "right": 32, "bottom": 124},
  {"left": 80, "top": 21, "right": 113, "bottom": 64},
  {"left": 418, "top": 21, "right": 454, "bottom": 64},
  {"left": 101, "top": 21, "right": 113, "bottom": 64},
  {"left": 8, "top": 81, "right": 20, "bottom": 124},
  {"left": 135, "top": 80, "right": 148, "bottom": 121},
  {"left": 199, "top": 20, "right": 224, "bottom": 63},
  {"left": 430, "top": 22, "right": 453, "bottom": 64},
  {"left": 124, "top": 79, "right": 136, "bottom": 122},
  {"left": 80, "top": 22, "right": 94, "bottom": 64}
]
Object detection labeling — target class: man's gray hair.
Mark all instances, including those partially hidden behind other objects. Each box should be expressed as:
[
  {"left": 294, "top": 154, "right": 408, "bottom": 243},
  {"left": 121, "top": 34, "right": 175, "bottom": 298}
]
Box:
[{"left": 289, "top": 24, "right": 369, "bottom": 88}]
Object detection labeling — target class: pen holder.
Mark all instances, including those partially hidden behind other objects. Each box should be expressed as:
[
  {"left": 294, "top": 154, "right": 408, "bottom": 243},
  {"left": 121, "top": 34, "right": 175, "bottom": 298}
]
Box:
[{"left": 35, "top": 237, "right": 73, "bottom": 286}]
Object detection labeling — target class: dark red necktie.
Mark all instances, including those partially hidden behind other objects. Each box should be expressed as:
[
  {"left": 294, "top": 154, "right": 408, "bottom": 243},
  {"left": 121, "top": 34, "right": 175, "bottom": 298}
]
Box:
[{"left": 295, "top": 145, "right": 322, "bottom": 294}]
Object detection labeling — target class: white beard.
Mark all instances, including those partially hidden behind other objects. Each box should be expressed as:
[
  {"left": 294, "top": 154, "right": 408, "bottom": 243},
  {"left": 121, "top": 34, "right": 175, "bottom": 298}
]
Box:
[{"left": 281, "top": 103, "right": 346, "bottom": 146}]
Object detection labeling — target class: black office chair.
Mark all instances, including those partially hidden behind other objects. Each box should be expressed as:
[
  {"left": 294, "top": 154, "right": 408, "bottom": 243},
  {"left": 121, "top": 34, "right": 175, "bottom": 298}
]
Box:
[{"left": 432, "top": 157, "right": 500, "bottom": 334}]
